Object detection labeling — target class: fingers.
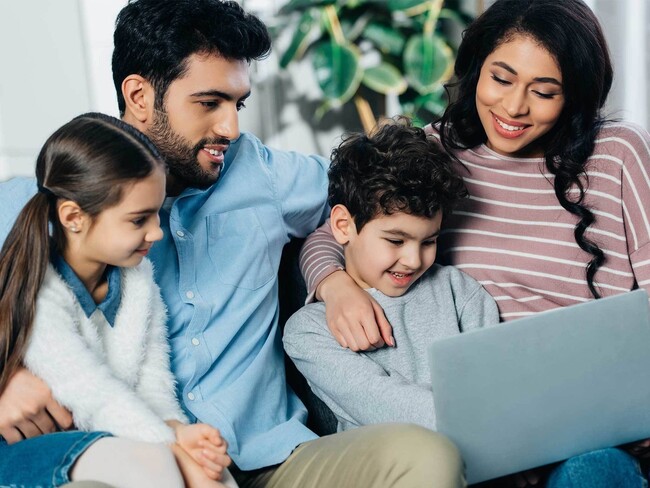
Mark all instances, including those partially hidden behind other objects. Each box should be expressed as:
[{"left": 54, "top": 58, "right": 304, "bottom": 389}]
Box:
[
  {"left": 322, "top": 272, "right": 389, "bottom": 352},
  {"left": 523, "top": 469, "right": 541, "bottom": 485},
  {"left": 198, "top": 449, "right": 231, "bottom": 480},
  {"left": 0, "top": 368, "right": 71, "bottom": 441},
  {"left": 513, "top": 473, "right": 526, "bottom": 488},
  {"left": 332, "top": 330, "right": 348, "bottom": 348},
  {"left": 30, "top": 409, "right": 57, "bottom": 435},
  {"left": 46, "top": 400, "right": 73, "bottom": 430},
  {"left": 627, "top": 439, "right": 650, "bottom": 458},
  {"left": 333, "top": 320, "right": 380, "bottom": 352},
  {"left": 195, "top": 424, "right": 227, "bottom": 449},
  {"left": 371, "top": 299, "right": 394, "bottom": 347},
  {"left": 15, "top": 419, "right": 44, "bottom": 439},
  {"left": 328, "top": 301, "right": 386, "bottom": 352},
  {"left": 512, "top": 469, "right": 542, "bottom": 487},
  {"left": 202, "top": 450, "right": 231, "bottom": 470},
  {"left": 0, "top": 426, "right": 23, "bottom": 444}
]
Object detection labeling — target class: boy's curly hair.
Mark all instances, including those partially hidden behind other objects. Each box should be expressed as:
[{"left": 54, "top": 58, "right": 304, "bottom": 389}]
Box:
[{"left": 328, "top": 117, "right": 467, "bottom": 232}]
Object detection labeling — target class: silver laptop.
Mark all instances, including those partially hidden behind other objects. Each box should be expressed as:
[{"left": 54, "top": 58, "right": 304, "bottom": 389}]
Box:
[{"left": 428, "top": 289, "right": 650, "bottom": 484}]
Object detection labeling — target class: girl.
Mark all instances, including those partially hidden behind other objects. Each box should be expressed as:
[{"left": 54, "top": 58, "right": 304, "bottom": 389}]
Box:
[
  {"left": 0, "top": 113, "right": 236, "bottom": 488},
  {"left": 299, "top": 0, "right": 650, "bottom": 486}
]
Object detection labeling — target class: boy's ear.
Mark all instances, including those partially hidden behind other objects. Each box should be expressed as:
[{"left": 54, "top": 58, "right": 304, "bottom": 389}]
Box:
[
  {"left": 58, "top": 200, "right": 87, "bottom": 235},
  {"left": 121, "top": 74, "right": 156, "bottom": 125},
  {"left": 330, "top": 204, "right": 355, "bottom": 245}
]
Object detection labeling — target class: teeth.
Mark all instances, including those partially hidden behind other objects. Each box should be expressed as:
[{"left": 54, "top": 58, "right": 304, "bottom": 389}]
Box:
[
  {"left": 391, "top": 272, "right": 408, "bottom": 278},
  {"left": 206, "top": 148, "right": 223, "bottom": 156},
  {"left": 495, "top": 118, "right": 526, "bottom": 132}
]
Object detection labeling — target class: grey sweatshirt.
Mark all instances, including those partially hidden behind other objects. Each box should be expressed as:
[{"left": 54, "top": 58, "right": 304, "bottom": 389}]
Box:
[{"left": 283, "top": 264, "right": 500, "bottom": 432}]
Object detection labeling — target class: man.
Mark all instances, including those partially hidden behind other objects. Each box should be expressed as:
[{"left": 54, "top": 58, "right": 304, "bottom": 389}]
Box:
[{"left": 0, "top": 1, "right": 463, "bottom": 486}]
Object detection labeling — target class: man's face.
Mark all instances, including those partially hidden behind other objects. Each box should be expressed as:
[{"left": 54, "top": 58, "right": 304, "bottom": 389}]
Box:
[{"left": 146, "top": 53, "right": 251, "bottom": 192}]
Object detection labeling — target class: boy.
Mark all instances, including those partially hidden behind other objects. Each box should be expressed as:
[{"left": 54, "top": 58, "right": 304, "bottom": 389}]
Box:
[{"left": 284, "top": 118, "right": 500, "bottom": 432}]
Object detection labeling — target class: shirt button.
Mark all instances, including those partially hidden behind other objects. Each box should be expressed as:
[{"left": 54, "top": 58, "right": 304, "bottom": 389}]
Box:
[
  {"left": 185, "top": 291, "right": 195, "bottom": 299},
  {"left": 191, "top": 338, "right": 200, "bottom": 346},
  {"left": 176, "top": 230, "right": 185, "bottom": 238},
  {"left": 187, "top": 392, "right": 195, "bottom": 401}
]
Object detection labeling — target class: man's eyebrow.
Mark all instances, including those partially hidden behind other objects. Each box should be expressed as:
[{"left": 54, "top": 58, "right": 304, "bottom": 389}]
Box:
[
  {"left": 189, "top": 90, "right": 251, "bottom": 101},
  {"left": 492, "top": 62, "right": 562, "bottom": 86}
]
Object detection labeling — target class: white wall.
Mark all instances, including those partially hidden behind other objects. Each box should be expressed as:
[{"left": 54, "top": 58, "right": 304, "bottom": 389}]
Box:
[{"left": 0, "top": 0, "right": 93, "bottom": 179}]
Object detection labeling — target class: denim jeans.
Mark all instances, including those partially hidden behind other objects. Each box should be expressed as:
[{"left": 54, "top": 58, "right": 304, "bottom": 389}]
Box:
[
  {"left": 547, "top": 448, "right": 647, "bottom": 488},
  {"left": 0, "top": 431, "right": 110, "bottom": 488}
]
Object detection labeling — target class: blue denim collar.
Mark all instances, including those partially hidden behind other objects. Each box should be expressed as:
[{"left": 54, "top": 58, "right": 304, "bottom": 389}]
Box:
[{"left": 51, "top": 253, "right": 121, "bottom": 327}]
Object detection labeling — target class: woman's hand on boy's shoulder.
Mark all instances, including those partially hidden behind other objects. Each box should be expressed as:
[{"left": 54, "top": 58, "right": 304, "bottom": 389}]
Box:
[
  {"left": 0, "top": 367, "right": 72, "bottom": 443},
  {"left": 318, "top": 270, "right": 394, "bottom": 351}
]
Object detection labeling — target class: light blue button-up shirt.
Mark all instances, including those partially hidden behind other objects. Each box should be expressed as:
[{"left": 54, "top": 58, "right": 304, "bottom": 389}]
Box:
[{"left": 0, "top": 132, "right": 330, "bottom": 470}]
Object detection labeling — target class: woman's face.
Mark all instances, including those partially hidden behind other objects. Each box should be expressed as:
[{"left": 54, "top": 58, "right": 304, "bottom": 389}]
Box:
[{"left": 475, "top": 35, "right": 565, "bottom": 158}]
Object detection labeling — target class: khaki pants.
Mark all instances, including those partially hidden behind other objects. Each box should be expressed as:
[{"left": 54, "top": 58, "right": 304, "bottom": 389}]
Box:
[{"left": 231, "top": 424, "right": 465, "bottom": 488}]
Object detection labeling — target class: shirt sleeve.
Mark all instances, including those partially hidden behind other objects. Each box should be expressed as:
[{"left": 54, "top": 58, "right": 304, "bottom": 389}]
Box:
[
  {"left": 619, "top": 124, "right": 650, "bottom": 291},
  {"left": 24, "top": 272, "right": 176, "bottom": 444},
  {"left": 450, "top": 268, "right": 501, "bottom": 331},
  {"left": 266, "top": 145, "right": 330, "bottom": 239},
  {"left": 299, "top": 220, "right": 345, "bottom": 301},
  {"left": 283, "top": 307, "right": 436, "bottom": 430}
]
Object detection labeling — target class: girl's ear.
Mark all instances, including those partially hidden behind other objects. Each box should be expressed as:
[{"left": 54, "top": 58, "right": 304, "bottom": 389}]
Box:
[
  {"left": 330, "top": 204, "right": 355, "bottom": 245},
  {"left": 121, "top": 74, "right": 156, "bottom": 125},
  {"left": 58, "top": 200, "right": 86, "bottom": 234}
]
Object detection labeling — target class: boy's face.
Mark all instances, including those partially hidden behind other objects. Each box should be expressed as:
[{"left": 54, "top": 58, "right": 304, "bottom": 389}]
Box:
[{"left": 344, "top": 211, "right": 442, "bottom": 297}]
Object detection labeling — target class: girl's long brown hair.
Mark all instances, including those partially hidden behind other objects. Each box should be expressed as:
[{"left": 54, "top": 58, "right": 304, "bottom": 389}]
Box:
[{"left": 0, "top": 112, "right": 164, "bottom": 393}]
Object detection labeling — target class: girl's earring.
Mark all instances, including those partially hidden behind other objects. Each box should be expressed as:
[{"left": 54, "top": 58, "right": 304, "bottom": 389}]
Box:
[{"left": 70, "top": 225, "right": 79, "bottom": 233}]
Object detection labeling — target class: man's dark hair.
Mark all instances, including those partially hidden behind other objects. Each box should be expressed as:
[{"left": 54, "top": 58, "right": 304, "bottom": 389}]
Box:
[
  {"left": 328, "top": 118, "right": 467, "bottom": 233},
  {"left": 112, "top": 0, "right": 271, "bottom": 115}
]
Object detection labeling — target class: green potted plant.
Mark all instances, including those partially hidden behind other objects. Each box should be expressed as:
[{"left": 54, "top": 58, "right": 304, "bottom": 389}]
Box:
[{"left": 275, "top": 0, "right": 472, "bottom": 131}]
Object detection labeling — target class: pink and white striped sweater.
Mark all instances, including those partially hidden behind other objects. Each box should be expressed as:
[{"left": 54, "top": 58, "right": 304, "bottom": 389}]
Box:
[{"left": 300, "top": 122, "right": 650, "bottom": 321}]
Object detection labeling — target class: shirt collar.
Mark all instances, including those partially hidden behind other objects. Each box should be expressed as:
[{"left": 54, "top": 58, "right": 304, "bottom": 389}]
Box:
[{"left": 51, "top": 253, "right": 121, "bottom": 327}]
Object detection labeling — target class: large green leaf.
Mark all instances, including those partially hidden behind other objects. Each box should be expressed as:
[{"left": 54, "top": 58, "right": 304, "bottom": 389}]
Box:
[
  {"left": 362, "top": 62, "right": 407, "bottom": 95},
  {"left": 363, "top": 22, "right": 405, "bottom": 56},
  {"left": 312, "top": 41, "right": 363, "bottom": 105},
  {"left": 279, "top": 11, "right": 320, "bottom": 68},
  {"left": 403, "top": 33, "right": 453, "bottom": 94}
]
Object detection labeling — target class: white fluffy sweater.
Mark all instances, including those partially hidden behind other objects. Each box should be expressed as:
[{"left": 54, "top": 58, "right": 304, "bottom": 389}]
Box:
[{"left": 24, "top": 259, "right": 187, "bottom": 443}]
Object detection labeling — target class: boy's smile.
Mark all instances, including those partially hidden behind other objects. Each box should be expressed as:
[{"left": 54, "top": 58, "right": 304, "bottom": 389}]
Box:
[{"left": 340, "top": 210, "right": 443, "bottom": 297}]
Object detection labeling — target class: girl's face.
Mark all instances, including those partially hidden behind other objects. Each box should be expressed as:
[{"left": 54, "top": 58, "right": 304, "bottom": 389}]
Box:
[
  {"left": 80, "top": 167, "right": 166, "bottom": 268},
  {"left": 475, "top": 35, "right": 565, "bottom": 158}
]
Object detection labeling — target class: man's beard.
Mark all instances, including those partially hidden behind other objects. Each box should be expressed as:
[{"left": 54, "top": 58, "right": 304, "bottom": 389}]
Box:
[{"left": 148, "top": 108, "right": 228, "bottom": 190}]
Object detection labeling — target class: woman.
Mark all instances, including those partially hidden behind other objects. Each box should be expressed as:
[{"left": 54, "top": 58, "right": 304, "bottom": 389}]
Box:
[{"left": 299, "top": 0, "right": 650, "bottom": 486}]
